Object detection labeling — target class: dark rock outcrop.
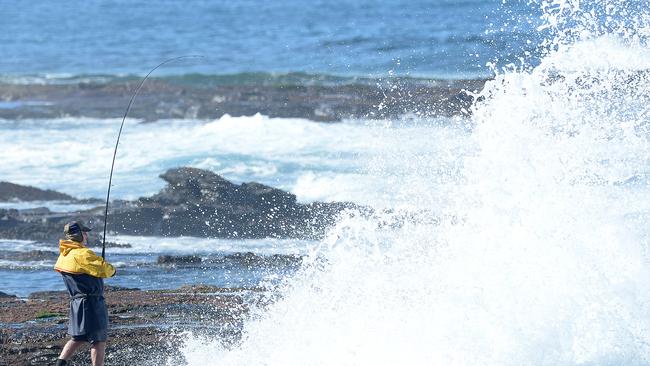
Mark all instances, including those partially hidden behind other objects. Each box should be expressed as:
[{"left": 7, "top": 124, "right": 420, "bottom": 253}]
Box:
[
  {"left": 0, "top": 167, "right": 367, "bottom": 242},
  {"left": 157, "top": 255, "right": 202, "bottom": 265},
  {"left": 0, "top": 291, "right": 16, "bottom": 298},
  {"left": 206, "top": 252, "right": 303, "bottom": 268},
  {"left": 0, "top": 78, "right": 485, "bottom": 122},
  {"left": 0, "top": 181, "right": 103, "bottom": 205},
  {"left": 0, "top": 208, "right": 69, "bottom": 242},
  {"left": 0, "top": 250, "right": 58, "bottom": 261},
  {"left": 108, "top": 167, "right": 365, "bottom": 239},
  {"left": 0, "top": 181, "right": 77, "bottom": 201}
]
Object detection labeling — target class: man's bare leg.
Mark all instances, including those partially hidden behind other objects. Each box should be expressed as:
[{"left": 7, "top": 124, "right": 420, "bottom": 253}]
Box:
[
  {"left": 90, "top": 341, "right": 106, "bottom": 366},
  {"left": 58, "top": 340, "right": 86, "bottom": 361}
]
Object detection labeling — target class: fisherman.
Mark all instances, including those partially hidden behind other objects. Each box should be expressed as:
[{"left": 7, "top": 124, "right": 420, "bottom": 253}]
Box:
[{"left": 53, "top": 221, "right": 116, "bottom": 366}]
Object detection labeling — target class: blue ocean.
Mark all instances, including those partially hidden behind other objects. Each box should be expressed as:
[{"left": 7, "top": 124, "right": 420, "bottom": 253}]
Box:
[
  {"left": 2, "top": 0, "right": 650, "bottom": 364},
  {"left": 1, "top": 0, "right": 544, "bottom": 80}
]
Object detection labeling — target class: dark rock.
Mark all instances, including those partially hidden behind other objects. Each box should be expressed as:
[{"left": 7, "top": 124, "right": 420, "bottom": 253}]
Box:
[
  {"left": 0, "top": 181, "right": 77, "bottom": 202},
  {"left": 0, "top": 167, "right": 369, "bottom": 242},
  {"left": 17, "top": 207, "right": 51, "bottom": 216},
  {"left": 157, "top": 255, "right": 202, "bottom": 264},
  {"left": 0, "top": 78, "right": 486, "bottom": 122},
  {"left": 155, "top": 252, "right": 303, "bottom": 268},
  {"left": 0, "top": 182, "right": 103, "bottom": 207},
  {"left": 0, "top": 285, "right": 252, "bottom": 365},
  {"left": 28, "top": 291, "right": 67, "bottom": 300},
  {"left": 0, "top": 250, "right": 58, "bottom": 261},
  {"left": 0, "top": 209, "right": 21, "bottom": 227},
  {"left": 123, "top": 167, "right": 365, "bottom": 239},
  {"left": 105, "top": 285, "right": 141, "bottom": 292},
  {"left": 177, "top": 284, "right": 222, "bottom": 293},
  {"left": 102, "top": 241, "right": 132, "bottom": 248},
  {"left": 207, "top": 252, "right": 303, "bottom": 268},
  {"left": 0, "top": 291, "right": 16, "bottom": 298}
]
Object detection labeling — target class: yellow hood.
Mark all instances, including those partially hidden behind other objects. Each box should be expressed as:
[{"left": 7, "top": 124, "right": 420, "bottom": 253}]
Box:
[
  {"left": 59, "top": 239, "right": 84, "bottom": 255},
  {"left": 54, "top": 239, "right": 116, "bottom": 278}
]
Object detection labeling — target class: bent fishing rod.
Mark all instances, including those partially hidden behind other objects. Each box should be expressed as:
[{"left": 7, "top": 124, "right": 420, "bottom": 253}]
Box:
[{"left": 101, "top": 55, "right": 204, "bottom": 259}]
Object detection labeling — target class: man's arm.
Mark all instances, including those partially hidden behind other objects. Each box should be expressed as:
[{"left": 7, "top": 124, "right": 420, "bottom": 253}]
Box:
[{"left": 77, "top": 249, "right": 117, "bottom": 278}]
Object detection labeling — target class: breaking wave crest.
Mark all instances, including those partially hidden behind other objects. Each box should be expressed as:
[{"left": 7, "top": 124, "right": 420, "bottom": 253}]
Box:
[{"left": 176, "top": 1, "right": 650, "bottom": 364}]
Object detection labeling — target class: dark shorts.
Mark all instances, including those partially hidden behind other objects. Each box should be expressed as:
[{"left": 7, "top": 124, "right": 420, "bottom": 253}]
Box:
[{"left": 71, "top": 330, "right": 107, "bottom": 343}]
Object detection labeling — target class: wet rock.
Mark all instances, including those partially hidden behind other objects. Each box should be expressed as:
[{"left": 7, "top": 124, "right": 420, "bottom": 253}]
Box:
[
  {"left": 113, "top": 167, "right": 365, "bottom": 239},
  {"left": 207, "top": 252, "right": 303, "bottom": 268},
  {"left": 177, "top": 284, "right": 222, "bottom": 293},
  {"left": 0, "top": 285, "right": 253, "bottom": 365},
  {"left": 98, "top": 241, "right": 132, "bottom": 249},
  {"left": 0, "top": 182, "right": 77, "bottom": 202},
  {"left": 0, "top": 182, "right": 103, "bottom": 206},
  {"left": 0, "top": 209, "right": 21, "bottom": 226},
  {"left": 157, "top": 255, "right": 202, "bottom": 264},
  {"left": 105, "top": 285, "right": 141, "bottom": 292},
  {"left": 0, "top": 78, "right": 486, "bottom": 122},
  {"left": 0, "top": 291, "right": 16, "bottom": 298},
  {"left": 17, "top": 207, "right": 51, "bottom": 216},
  {"left": 28, "top": 291, "right": 68, "bottom": 301},
  {"left": 0, "top": 250, "right": 58, "bottom": 261},
  {"left": 0, "top": 167, "right": 367, "bottom": 242}
]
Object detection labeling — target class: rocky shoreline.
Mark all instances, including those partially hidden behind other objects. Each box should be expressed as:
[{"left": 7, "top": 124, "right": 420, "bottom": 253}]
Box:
[
  {"left": 0, "top": 182, "right": 101, "bottom": 204},
  {"left": 0, "top": 166, "right": 368, "bottom": 243},
  {"left": 0, "top": 78, "right": 485, "bottom": 122},
  {"left": 0, "top": 284, "right": 258, "bottom": 366}
]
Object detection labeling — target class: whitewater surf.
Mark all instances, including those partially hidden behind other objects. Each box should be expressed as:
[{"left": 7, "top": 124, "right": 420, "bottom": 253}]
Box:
[{"left": 178, "top": 1, "right": 650, "bottom": 365}]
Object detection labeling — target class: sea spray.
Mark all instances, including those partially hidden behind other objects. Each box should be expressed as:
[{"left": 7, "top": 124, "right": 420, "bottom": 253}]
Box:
[{"left": 178, "top": 1, "right": 650, "bottom": 365}]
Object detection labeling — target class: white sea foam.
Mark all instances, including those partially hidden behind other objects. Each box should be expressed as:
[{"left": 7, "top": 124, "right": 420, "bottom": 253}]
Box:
[
  {"left": 178, "top": 3, "right": 650, "bottom": 365},
  {"left": 0, "top": 259, "right": 56, "bottom": 270},
  {"left": 0, "top": 200, "right": 99, "bottom": 212},
  {"left": 0, "top": 239, "right": 51, "bottom": 252},
  {"left": 0, "top": 113, "right": 463, "bottom": 207}
]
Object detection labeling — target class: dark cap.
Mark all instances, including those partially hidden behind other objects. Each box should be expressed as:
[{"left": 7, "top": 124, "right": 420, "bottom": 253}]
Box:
[{"left": 64, "top": 221, "right": 91, "bottom": 242}]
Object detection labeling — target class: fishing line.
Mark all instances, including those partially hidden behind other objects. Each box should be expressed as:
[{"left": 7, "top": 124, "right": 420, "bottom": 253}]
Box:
[{"left": 102, "top": 55, "right": 204, "bottom": 258}]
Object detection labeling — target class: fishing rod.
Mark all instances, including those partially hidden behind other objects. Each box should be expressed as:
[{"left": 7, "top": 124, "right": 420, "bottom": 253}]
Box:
[{"left": 102, "top": 55, "right": 204, "bottom": 259}]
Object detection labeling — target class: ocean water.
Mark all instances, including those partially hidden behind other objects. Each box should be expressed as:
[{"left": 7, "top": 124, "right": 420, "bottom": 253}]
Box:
[
  {"left": 1, "top": 0, "right": 650, "bottom": 364},
  {"left": 0, "top": 0, "right": 542, "bottom": 80},
  {"left": 0, "top": 236, "right": 315, "bottom": 298}
]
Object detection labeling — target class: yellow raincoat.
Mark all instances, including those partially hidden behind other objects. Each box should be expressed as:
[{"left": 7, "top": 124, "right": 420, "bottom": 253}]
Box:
[{"left": 54, "top": 240, "right": 116, "bottom": 278}]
